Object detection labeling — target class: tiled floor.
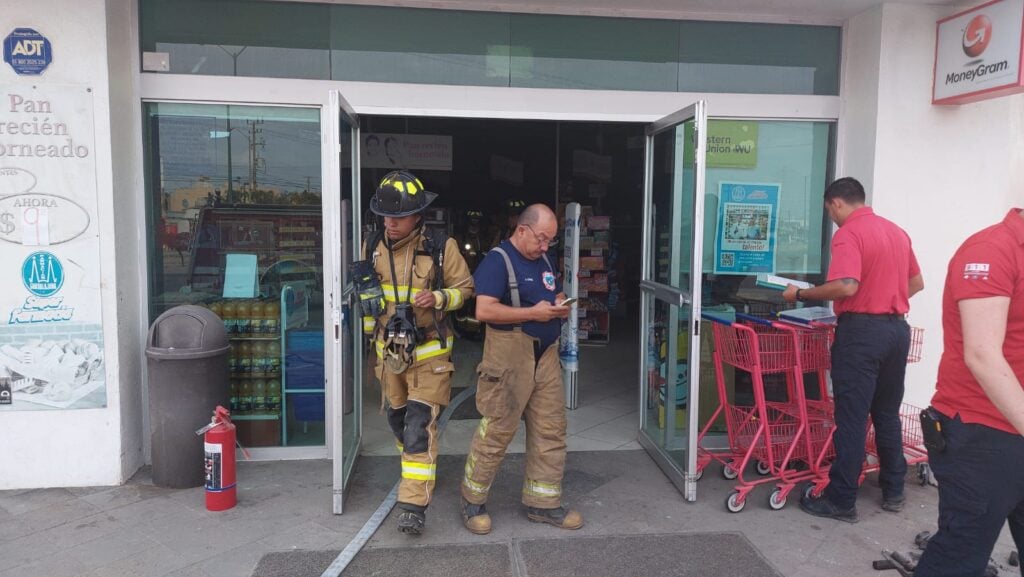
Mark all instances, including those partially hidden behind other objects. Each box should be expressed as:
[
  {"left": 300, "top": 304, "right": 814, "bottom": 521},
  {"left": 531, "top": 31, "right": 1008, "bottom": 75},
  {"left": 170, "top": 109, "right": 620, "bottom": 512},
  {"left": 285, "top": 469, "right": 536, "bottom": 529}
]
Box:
[{"left": 360, "top": 320, "right": 642, "bottom": 457}]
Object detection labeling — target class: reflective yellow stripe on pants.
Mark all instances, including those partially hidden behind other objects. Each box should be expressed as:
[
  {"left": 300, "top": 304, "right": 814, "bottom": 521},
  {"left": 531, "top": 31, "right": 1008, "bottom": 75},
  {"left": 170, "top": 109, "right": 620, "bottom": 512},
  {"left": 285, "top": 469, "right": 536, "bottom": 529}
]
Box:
[
  {"left": 523, "top": 478, "right": 562, "bottom": 500},
  {"left": 401, "top": 461, "right": 437, "bottom": 481}
]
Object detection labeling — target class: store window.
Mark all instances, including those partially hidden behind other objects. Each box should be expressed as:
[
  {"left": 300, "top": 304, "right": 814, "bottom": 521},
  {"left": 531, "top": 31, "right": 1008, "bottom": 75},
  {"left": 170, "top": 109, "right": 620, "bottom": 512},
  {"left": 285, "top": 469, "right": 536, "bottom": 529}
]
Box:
[
  {"left": 699, "top": 119, "right": 835, "bottom": 424},
  {"left": 140, "top": 0, "right": 841, "bottom": 96},
  {"left": 143, "top": 103, "right": 326, "bottom": 447}
]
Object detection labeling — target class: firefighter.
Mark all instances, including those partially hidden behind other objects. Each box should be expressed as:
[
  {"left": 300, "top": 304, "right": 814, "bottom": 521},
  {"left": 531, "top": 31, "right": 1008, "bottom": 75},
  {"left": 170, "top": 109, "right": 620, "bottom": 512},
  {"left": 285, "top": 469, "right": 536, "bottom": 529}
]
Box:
[
  {"left": 459, "top": 203, "right": 583, "bottom": 535},
  {"left": 454, "top": 208, "right": 487, "bottom": 340},
  {"left": 488, "top": 197, "right": 526, "bottom": 249},
  {"left": 359, "top": 170, "right": 474, "bottom": 535},
  {"left": 456, "top": 208, "right": 488, "bottom": 271}
]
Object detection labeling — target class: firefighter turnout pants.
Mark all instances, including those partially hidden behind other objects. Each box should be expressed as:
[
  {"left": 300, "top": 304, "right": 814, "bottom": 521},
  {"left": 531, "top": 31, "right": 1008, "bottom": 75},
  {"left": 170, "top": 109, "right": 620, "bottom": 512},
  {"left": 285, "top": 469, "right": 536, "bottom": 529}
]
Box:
[
  {"left": 377, "top": 348, "right": 455, "bottom": 509},
  {"left": 461, "top": 328, "right": 568, "bottom": 509}
]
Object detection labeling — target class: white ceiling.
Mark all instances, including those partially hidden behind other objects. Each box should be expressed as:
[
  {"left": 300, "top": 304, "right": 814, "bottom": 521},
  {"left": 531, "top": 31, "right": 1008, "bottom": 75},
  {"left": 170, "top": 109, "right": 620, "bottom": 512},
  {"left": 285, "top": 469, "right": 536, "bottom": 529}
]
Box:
[{"left": 300, "top": 0, "right": 964, "bottom": 25}]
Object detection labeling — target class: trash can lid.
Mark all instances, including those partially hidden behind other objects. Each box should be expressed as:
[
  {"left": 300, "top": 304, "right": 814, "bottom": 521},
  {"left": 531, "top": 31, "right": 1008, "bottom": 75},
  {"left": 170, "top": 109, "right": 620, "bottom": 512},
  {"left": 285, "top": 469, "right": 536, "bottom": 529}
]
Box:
[{"left": 146, "top": 305, "right": 230, "bottom": 360}]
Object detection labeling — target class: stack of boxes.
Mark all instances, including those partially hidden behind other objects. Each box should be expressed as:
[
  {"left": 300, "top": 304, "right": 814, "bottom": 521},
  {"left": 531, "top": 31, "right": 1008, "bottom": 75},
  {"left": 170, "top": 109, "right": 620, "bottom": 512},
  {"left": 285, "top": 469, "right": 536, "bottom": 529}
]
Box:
[{"left": 576, "top": 211, "right": 612, "bottom": 344}]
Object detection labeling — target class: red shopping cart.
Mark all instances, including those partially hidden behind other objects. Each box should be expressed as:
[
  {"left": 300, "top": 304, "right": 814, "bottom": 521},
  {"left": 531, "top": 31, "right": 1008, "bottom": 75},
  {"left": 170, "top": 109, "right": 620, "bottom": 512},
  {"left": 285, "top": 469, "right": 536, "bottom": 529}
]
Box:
[
  {"left": 764, "top": 317, "right": 838, "bottom": 502},
  {"left": 697, "top": 314, "right": 826, "bottom": 512}
]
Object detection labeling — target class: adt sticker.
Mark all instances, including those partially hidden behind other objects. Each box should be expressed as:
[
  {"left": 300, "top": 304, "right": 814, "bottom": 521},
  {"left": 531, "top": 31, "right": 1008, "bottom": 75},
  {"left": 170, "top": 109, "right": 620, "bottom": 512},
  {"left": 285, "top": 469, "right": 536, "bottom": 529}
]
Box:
[
  {"left": 22, "top": 251, "right": 63, "bottom": 297},
  {"left": 4, "top": 28, "right": 52, "bottom": 76}
]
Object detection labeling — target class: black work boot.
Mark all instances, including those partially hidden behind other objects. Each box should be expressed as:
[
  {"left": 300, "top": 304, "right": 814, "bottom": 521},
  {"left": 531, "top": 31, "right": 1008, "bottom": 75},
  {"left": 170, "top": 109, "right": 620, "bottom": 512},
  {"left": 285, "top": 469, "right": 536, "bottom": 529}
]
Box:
[
  {"left": 396, "top": 504, "right": 426, "bottom": 535},
  {"left": 882, "top": 493, "right": 906, "bottom": 513},
  {"left": 799, "top": 490, "right": 858, "bottom": 523},
  {"left": 525, "top": 506, "right": 584, "bottom": 530}
]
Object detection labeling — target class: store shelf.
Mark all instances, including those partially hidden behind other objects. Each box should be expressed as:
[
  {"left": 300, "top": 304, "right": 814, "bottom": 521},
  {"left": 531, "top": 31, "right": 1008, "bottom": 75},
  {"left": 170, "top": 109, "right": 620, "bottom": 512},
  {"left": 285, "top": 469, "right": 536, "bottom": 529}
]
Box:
[
  {"left": 232, "top": 414, "right": 281, "bottom": 421},
  {"left": 575, "top": 210, "right": 614, "bottom": 345}
]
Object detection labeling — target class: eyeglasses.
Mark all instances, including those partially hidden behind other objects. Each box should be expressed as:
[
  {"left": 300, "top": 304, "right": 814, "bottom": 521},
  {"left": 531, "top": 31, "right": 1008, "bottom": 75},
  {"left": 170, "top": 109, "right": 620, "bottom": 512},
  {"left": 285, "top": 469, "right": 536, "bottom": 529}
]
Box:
[{"left": 521, "top": 224, "right": 558, "bottom": 247}]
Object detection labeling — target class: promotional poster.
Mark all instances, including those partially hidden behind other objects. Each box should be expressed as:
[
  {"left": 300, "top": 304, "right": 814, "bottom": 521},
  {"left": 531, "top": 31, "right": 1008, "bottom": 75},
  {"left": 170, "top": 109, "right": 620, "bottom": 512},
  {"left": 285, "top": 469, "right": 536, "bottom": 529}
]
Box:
[
  {"left": 0, "top": 85, "right": 106, "bottom": 410},
  {"left": 714, "top": 182, "right": 781, "bottom": 275}
]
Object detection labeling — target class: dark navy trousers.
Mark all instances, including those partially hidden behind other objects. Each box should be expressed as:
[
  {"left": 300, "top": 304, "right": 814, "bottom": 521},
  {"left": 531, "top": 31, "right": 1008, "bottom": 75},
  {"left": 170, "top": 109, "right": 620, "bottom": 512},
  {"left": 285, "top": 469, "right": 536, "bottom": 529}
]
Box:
[
  {"left": 824, "top": 315, "right": 910, "bottom": 509},
  {"left": 915, "top": 414, "right": 1024, "bottom": 577}
]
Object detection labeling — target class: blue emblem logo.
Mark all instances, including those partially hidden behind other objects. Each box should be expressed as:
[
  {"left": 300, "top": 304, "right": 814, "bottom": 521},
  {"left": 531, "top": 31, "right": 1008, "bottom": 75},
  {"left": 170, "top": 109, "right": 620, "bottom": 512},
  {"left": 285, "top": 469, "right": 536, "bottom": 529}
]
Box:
[
  {"left": 22, "top": 251, "right": 63, "bottom": 297},
  {"left": 4, "top": 28, "right": 52, "bottom": 76},
  {"left": 542, "top": 271, "right": 556, "bottom": 291}
]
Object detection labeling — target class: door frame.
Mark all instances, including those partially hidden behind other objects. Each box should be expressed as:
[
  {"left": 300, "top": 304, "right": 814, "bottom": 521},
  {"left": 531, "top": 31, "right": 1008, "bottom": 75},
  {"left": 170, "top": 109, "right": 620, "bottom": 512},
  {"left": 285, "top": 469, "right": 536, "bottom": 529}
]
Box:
[
  {"left": 636, "top": 100, "right": 707, "bottom": 501},
  {"left": 137, "top": 73, "right": 839, "bottom": 502}
]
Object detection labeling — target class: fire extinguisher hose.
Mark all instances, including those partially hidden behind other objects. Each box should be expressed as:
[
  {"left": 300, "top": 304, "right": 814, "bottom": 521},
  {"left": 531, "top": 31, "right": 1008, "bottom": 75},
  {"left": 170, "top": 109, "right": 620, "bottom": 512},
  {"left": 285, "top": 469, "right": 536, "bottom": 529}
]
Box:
[{"left": 319, "top": 383, "right": 477, "bottom": 577}]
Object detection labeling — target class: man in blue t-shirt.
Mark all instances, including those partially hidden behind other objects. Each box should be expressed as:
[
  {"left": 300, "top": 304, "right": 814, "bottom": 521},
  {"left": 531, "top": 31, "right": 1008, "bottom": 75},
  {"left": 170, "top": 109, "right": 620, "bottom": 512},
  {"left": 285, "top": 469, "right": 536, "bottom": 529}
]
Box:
[{"left": 459, "top": 204, "right": 584, "bottom": 535}]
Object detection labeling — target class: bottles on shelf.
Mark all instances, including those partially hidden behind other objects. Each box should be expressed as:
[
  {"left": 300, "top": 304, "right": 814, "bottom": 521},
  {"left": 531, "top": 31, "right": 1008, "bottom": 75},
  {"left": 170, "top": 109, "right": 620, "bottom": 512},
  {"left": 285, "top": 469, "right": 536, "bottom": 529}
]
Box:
[{"left": 202, "top": 298, "right": 284, "bottom": 422}]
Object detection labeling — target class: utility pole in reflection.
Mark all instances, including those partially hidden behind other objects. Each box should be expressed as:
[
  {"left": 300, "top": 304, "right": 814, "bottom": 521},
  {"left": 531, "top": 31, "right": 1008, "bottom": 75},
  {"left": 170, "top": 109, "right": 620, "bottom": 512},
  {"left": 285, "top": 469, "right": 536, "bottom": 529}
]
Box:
[{"left": 218, "top": 45, "right": 248, "bottom": 204}]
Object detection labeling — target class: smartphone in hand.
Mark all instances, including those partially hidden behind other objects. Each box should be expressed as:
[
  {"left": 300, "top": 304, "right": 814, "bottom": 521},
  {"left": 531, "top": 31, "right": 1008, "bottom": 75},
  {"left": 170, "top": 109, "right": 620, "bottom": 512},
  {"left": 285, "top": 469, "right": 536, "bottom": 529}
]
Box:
[{"left": 557, "top": 297, "right": 578, "bottom": 307}]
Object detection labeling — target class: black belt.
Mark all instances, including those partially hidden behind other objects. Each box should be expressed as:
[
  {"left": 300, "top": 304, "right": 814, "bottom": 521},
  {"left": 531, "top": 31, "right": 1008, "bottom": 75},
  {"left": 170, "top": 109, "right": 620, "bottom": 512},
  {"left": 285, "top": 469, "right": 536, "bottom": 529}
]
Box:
[{"left": 839, "top": 312, "right": 905, "bottom": 321}]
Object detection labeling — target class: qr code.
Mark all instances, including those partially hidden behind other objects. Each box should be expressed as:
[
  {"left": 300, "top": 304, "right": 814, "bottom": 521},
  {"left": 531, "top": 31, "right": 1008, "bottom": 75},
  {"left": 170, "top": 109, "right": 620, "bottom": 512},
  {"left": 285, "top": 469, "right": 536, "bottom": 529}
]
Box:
[{"left": 720, "top": 252, "right": 735, "bottom": 268}]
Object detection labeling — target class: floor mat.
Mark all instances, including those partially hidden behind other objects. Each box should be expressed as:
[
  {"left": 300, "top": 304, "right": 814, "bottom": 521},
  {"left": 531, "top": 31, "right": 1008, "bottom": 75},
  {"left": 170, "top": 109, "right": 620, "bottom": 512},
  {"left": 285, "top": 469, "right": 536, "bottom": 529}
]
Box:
[
  {"left": 518, "top": 532, "right": 783, "bottom": 577},
  {"left": 252, "top": 533, "right": 780, "bottom": 577},
  {"left": 252, "top": 543, "right": 511, "bottom": 577}
]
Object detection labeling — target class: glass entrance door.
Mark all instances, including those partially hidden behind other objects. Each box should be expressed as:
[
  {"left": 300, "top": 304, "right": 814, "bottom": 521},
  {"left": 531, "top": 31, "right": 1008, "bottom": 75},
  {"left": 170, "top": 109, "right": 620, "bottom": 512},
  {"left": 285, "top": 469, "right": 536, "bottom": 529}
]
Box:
[
  {"left": 638, "top": 101, "right": 707, "bottom": 501},
  {"left": 329, "top": 91, "right": 363, "bottom": 514}
]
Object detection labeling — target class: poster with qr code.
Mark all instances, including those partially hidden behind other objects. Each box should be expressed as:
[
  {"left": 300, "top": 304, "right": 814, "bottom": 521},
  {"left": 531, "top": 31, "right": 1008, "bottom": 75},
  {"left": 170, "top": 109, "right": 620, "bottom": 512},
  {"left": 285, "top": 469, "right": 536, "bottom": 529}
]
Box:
[{"left": 714, "top": 182, "right": 780, "bottom": 275}]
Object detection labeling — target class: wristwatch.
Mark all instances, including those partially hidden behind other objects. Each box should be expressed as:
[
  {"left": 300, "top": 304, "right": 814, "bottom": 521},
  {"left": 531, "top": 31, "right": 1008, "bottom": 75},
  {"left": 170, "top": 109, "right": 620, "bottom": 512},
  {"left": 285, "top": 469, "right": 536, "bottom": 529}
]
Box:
[{"left": 795, "top": 288, "right": 804, "bottom": 301}]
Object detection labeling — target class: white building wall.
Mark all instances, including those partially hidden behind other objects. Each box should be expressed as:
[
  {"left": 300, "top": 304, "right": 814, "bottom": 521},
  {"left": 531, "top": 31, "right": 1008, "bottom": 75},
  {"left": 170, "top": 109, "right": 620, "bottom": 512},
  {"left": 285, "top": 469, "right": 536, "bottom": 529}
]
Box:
[
  {"left": 842, "top": 2, "right": 1024, "bottom": 410},
  {"left": 0, "top": 0, "right": 143, "bottom": 489}
]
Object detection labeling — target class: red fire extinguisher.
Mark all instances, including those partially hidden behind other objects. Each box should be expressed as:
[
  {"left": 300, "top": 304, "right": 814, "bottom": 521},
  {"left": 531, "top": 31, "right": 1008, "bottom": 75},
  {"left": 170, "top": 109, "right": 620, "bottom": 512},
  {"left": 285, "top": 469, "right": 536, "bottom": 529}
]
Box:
[{"left": 198, "top": 406, "right": 237, "bottom": 511}]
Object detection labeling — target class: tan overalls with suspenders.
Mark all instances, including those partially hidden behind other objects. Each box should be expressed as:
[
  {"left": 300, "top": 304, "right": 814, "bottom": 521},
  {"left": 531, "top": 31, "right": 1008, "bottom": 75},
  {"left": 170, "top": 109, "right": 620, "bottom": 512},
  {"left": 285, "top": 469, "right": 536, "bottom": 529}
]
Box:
[{"left": 461, "top": 247, "right": 569, "bottom": 509}]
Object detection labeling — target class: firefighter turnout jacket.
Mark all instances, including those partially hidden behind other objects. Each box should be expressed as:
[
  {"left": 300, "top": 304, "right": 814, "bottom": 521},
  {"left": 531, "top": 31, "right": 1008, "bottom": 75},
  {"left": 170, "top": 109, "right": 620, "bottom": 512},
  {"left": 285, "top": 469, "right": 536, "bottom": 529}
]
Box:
[{"left": 362, "top": 227, "right": 473, "bottom": 509}]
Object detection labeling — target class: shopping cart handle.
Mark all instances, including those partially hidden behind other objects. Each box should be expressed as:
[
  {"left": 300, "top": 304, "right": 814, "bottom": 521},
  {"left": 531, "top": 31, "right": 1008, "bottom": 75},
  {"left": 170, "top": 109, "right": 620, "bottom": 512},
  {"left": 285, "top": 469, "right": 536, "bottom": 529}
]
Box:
[
  {"left": 700, "top": 312, "right": 734, "bottom": 326},
  {"left": 734, "top": 312, "right": 775, "bottom": 326}
]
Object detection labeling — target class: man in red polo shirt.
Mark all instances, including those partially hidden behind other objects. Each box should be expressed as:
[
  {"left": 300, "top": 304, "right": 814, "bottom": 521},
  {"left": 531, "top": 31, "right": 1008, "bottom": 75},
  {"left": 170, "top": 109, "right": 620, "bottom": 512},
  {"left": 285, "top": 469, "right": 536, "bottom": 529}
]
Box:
[
  {"left": 914, "top": 208, "right": 1024, "bottom": 577},
  {"left": 783, "top": 177, "right": 923, "bottom": 522}
]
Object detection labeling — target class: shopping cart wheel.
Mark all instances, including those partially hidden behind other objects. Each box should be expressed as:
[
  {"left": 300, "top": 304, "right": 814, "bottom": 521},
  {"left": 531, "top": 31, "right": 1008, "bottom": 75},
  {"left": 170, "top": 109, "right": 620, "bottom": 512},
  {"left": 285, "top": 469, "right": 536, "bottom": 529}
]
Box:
[
  {"left": 694, "top": 467, "right": 704, "bottom": 481},
  {"left": 768, "top": 488, "right": 787, "bottom": 511},
  {"left": 722, "top": 464, "right": 739, "bottom": 480},
  {"left": 726, "top": 491, "right": 746, "bottom": 513},
  {"left": 756, "top": 461, "right": 771, "bottom": 476}
]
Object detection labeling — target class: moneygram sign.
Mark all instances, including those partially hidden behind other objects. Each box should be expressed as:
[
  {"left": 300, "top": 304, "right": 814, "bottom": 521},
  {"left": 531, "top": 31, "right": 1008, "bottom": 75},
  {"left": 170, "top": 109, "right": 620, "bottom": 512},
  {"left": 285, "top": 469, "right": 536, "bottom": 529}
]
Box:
[{"left": 933, "top": 0, "right": 1024, "bottom": 105}]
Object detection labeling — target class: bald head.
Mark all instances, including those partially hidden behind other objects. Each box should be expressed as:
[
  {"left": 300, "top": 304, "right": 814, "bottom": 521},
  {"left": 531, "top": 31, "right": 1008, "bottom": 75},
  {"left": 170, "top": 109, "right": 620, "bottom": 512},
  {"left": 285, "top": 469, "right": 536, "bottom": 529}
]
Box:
[
  {"left": 517, "top": 204, "right": 556, "bottom": 228},
  {"left": 511, "top": 203, "right": 558, "bottom": 260}
]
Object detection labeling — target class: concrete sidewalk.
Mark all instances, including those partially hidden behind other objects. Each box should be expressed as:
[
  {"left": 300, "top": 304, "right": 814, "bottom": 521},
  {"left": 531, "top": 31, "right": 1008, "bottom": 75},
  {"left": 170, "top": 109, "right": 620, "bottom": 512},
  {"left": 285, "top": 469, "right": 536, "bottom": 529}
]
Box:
[{"left": 1, "top": 450, "right": 1019, "bottom": 577}]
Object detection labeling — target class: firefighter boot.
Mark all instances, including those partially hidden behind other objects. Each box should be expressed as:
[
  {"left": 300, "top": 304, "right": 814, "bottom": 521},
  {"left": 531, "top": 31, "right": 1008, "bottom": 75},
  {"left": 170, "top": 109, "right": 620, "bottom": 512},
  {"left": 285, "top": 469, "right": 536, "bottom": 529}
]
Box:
[
  {"left": 526, "top": 506, "right": 584, "bottom": 530},
  {"left": 397, "top": 504, "right": 426, "bottom": 535},
  {"left": 461, "top": 498, "right": 492, "bottom": 535}
]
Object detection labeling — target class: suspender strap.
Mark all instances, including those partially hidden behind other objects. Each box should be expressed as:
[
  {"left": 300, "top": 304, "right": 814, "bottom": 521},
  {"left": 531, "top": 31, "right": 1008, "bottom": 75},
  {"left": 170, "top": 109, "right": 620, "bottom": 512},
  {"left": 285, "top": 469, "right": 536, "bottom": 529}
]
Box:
[{"left": 490, "top": 247, "right": 520, "bottom": 308}]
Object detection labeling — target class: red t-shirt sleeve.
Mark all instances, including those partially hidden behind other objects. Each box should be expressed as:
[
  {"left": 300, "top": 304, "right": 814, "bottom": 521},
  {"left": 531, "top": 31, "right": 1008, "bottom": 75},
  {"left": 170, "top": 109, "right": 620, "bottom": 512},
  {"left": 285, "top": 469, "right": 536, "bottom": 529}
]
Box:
[
  {"left": 948, "top": 240, "right": 1015, "bottom": 301},
  {"left": 827, "top": 230, "right": 862, "bottom": 282},
  {"left": 907, "top": 238, "right": 921, "bottom": 278}
]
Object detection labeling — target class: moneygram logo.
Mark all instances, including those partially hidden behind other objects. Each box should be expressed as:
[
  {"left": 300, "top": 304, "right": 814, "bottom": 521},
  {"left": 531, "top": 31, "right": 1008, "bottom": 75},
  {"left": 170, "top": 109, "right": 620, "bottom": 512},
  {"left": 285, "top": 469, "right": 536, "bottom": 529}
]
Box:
[{"left": 962, "top": 14, "right": 992, "bottom": 58}]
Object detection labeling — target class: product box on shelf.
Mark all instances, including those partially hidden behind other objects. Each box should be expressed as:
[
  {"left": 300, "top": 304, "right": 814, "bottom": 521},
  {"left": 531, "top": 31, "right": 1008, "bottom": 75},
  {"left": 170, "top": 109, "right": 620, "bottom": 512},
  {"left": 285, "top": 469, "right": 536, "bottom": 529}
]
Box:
[
  {"left": 285, "top": 329, "right": 325, "bottom": 389},
  {"left": 237, "top": 419, "right": 281, "bottom": 448}
]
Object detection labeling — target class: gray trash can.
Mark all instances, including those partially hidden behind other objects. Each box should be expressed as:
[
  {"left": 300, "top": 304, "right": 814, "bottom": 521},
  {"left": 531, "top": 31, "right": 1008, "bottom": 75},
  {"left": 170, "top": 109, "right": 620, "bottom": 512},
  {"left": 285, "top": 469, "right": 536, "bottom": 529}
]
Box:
[{"left": 146, "top": 305, "right": 230, "bottom": 488}]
